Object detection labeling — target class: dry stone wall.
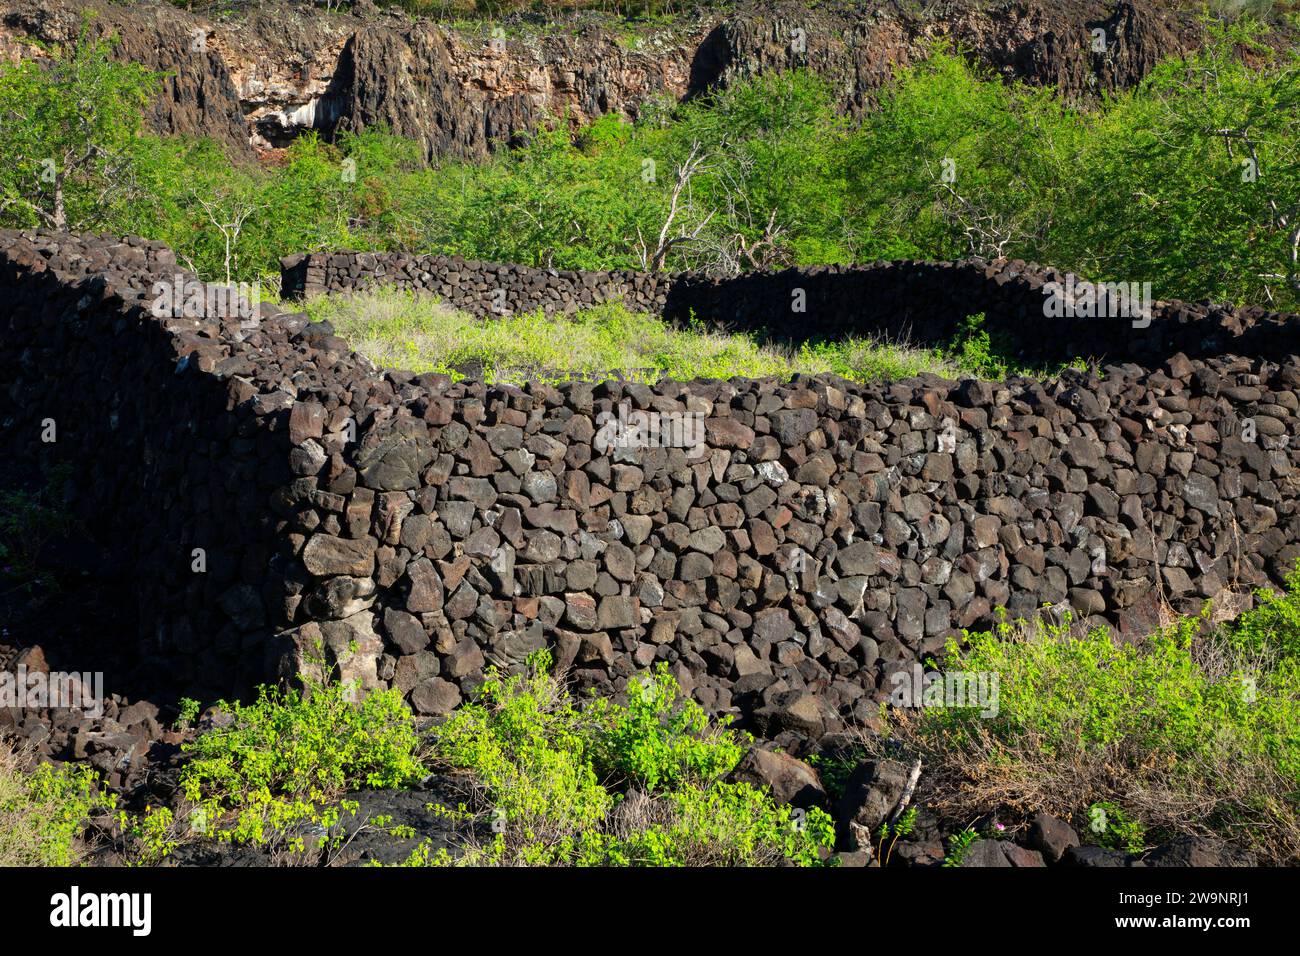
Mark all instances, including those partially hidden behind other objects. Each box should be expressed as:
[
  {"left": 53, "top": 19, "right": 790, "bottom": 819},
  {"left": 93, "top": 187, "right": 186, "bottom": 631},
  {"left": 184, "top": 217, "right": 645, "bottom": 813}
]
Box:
[
  {"left": 7, "top": 230, "right": 1300, "bottom": 744},
  {"left": 282, "top": 250, "right": 1300, "bottom": 368}
]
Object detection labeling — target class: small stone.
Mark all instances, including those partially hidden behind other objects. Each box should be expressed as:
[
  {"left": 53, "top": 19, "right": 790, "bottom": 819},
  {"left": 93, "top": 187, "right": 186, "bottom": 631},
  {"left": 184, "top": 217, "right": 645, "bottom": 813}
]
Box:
[
  {"left": 302, "top": 534, "right": 376, "bottom": 577},
  {"left": 410, "top": 677, "right": 461, "bottom": 715}
]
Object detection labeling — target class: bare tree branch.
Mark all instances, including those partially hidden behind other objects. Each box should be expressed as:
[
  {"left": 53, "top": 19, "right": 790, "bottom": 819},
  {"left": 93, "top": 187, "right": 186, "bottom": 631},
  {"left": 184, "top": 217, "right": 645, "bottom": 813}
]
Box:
[
  {"left": 189, "top": 189, "right": 264, "bottom": 285},
  {"left": 633, "top": 142, "right": 716, "bottom": 271}
]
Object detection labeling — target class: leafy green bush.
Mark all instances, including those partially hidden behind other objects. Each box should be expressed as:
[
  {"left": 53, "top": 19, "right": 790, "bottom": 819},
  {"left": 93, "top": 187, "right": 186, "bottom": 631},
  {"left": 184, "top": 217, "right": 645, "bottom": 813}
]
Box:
[
  {"left": 117, "top": 804, "right": 180, "bottom": 866},
  {"left": 585, "top": 665, "right": 746, "bottom": 790},
  {"left": 428, "top": 655, "right": 615, "bottom": 864},
  {"left": 125, "top": 652, "right": 828, "bottom": 866},
  {"left": 1048, "top": 17, "right": 1300, "bottom": 308},
  {"left": 177, "top": 676, "right": 425, "bottom": 849},
  {"left": 903, "top": 590, "right": 1300, "bottom": 863},
  {"left": 1225, "top": 564, "right": 1300, "bottom": 661},
  {"left": 0, "top": 747, "right": 115, "bottom": 866},
  {"left": 421, "top": 652, "right": 835, "bottom": 866},
  {"left": 844, "top": 41, "right": 1077, "bottom": 264}
]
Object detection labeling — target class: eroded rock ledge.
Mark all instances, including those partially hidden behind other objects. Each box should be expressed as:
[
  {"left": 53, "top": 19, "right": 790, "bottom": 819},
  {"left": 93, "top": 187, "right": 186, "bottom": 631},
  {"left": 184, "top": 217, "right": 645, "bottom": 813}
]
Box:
[{"left": 0, "top": 0, "right": 1212, "bottom": 160}]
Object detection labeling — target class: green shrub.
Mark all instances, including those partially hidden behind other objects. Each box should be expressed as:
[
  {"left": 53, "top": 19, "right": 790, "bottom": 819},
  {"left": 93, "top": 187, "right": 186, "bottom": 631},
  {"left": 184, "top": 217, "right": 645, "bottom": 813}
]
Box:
[
  {"left": 0, "top": 748, "right": 115, "bottom": 866},
  {"left": 604, "top": 781, "right": 835, "bottom": 867},
  {"left": 901, "top": 592, "right": 1300, "bottom": 863},
  {"left": 428, "top": 654, "right": 615, "bottom": 864},
  {"left": 1226, "top": 564, "right": 1300, "bottom": 661},
  {"left": 177, "top": 675, "right": 425, "bottom": 850},
  {"left": 422, "top": 652, "right": 835, "bottom": 866},
  {"left": 118, "top": 804, "right": 180, "bottom": 866},
  {"left": 584, "top": 665, "right": 747, "bottom": 790}
]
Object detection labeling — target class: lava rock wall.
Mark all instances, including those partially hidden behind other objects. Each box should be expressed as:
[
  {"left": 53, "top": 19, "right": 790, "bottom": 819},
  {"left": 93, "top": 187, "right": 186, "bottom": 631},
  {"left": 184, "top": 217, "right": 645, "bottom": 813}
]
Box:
[
  {"left": 7, "top": 231, "right": 1300, "bottom": 745},
  {"left": 283, "top": 249, "right": 1300, "bottom": 368}
]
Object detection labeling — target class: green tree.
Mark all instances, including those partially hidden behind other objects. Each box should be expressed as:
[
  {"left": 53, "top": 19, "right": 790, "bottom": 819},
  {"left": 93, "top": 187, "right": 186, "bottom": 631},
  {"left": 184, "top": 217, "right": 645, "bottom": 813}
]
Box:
[
  {"left": 843, "top": 45, "right": 1080, "bottom": 263},
  {"left": 1048, "top": 18, "right": 1300, "bottom": 308},
  {"left": 0, "top": 22, "right": 157, "bottom": 231},
  {"left": 670, "top": 70, "right": 850, "bottom": 270}
]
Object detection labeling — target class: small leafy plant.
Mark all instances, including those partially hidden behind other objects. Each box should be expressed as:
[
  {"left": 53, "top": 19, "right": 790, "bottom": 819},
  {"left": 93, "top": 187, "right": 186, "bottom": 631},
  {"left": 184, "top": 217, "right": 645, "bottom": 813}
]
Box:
[
  {"left": 876, "top": 806, "right": 918, "bottom": 867},
  {"left": 1087, "top": 801, "right": 1147, "bottom": 855},
  {"left": 944, "top": 312, "right": 1014, "bottom": 379},
  {"left": 174, "top": 697, "right": 200, "bottom": 730},
  {"left": 941, "top": 826, "right": 978, "bottom": 867},
  {"left": 118, "top": 805, "right": 180, "bottom": 866}
]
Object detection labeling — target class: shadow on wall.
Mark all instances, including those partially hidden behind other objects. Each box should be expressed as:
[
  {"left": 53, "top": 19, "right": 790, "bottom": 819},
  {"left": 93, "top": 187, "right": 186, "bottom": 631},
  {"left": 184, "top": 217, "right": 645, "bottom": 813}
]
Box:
[{"left": 0, "top": 233, "right": 295, "bottom": 701}]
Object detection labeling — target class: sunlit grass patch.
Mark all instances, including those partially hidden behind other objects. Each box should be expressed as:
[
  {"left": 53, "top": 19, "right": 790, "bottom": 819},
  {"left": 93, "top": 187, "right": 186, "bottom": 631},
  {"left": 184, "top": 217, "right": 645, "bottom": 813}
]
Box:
[{"left": 307, "top": 287, "right": 974, "bottom": 386}]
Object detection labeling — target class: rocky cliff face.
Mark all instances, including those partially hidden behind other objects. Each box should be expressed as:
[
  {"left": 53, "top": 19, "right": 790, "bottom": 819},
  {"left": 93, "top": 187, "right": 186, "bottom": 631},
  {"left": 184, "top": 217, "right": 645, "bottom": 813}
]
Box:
[
  {"left": 0, "top": 0, "right": 253, "bottom": 154},
  {"left": 0, "top": 0, "right": 1225, "bottom": 161}
]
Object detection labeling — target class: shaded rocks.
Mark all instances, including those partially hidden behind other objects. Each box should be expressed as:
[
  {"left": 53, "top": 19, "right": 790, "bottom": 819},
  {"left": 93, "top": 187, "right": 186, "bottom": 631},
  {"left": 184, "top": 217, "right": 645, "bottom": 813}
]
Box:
[
  {"left": 835, "top": 759, "right": 911, "bottom": 847},
  {"left": 726, "top": 747, "right": 828, "bottom": 811},
  {"left": 1028, "top": 812, "right": 1080, "bottom": 864},
  {"left": 1143, "top": 836, "right": 1257, "bottom": 868}
]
